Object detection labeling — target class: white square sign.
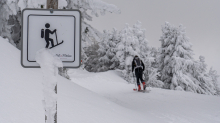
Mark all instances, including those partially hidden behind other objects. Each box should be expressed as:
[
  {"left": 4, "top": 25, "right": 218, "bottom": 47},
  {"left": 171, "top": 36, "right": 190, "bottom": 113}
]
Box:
[{"left": 21, "top": 9, "right": 81, "bottom": 68}]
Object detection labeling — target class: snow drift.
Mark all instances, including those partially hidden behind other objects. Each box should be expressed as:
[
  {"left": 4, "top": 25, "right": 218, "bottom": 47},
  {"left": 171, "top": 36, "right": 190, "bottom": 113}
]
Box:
[{"left": 0, "top": 37, "right": 146, "bottom": 123}]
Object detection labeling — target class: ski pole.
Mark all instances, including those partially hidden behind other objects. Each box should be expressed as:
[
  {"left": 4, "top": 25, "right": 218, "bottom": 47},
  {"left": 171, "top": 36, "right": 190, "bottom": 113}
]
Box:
[
  {"left": 133, "top": 73, "right": 137, "bottom": 91},
  {"left": 55, "top": 31, "right": 58, "bottom": 45}
]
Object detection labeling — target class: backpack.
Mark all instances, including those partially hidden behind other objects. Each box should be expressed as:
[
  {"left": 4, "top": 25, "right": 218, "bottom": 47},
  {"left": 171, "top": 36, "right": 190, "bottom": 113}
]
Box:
[
  {"left": 41, "top": 29, "right": 44, "bottom": 38},
  {"left": 134, "top": 58, "right": 143, "bottom": 70}
]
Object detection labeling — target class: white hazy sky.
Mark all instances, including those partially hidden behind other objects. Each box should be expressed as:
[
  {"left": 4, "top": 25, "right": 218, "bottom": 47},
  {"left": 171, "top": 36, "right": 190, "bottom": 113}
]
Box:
[{"left": 86, "top": 0, "right": 220, "bottom": 75}]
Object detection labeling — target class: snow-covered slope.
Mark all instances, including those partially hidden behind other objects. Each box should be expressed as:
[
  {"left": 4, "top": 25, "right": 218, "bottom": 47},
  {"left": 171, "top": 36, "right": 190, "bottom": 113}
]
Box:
[
  {"left": 0, "top": 36, "right": 220, "bottom": 123},
  {"left": 0, "top": 37, "right": 147, "bottom": 123},
  {"left": 69, "top": 69, "right": 220, "bottom": 123}
]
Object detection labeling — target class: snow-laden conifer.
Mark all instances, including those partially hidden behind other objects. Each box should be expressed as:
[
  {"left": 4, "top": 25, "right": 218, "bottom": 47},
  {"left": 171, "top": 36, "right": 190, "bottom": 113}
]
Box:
[
  {"left": 115, "top": 21, "right": 162, "bottom": 86},
  {"left": 159, "top": 22, "right": 219, "bottom": 95},
  {"left": 208, "top": 67, "right": 220, "bottom": 95},
  {"left": 85, "top": 28, "right": 120, "bottom": 72},
  {"left": 98, "top": 28, "right": 120, "bottom": 70},
  {"left": 159, "top": 22, "right": 199, "bottom": 91},
  {"left": 189, "top": 56, "right": 219, "bottom": 95}
]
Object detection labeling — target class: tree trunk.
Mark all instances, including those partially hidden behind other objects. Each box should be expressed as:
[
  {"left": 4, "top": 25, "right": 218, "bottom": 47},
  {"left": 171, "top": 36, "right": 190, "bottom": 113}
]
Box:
[{"left": 47, "top": 0, "right": 58, "bottom": 9}]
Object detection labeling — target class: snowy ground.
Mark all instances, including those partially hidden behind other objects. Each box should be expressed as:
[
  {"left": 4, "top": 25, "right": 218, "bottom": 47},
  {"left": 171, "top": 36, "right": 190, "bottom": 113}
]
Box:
[
  {"left": 0, "top": 37, "right": 220, "bottom": 123},
  {"left": 69, "top": 69, "right": 220, "bottom": 123},
  {"left": 0, "top": 37, "right": 145, "bottom": 123}
]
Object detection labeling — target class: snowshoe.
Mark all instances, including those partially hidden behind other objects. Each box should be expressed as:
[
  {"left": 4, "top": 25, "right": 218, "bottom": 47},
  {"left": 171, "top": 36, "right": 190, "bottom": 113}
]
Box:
[{"left": 133, "top": 88, "right": 151, "bottom": 93}]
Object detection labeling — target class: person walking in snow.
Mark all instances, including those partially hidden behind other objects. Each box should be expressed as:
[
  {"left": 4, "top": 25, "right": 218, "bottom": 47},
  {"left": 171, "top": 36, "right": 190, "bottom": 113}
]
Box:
[
  {"left": 132, "top": 55, "right": 146, "bottom": 91},
  {"left": 44, "top": 23, "right": 56, "bottom": 48}
]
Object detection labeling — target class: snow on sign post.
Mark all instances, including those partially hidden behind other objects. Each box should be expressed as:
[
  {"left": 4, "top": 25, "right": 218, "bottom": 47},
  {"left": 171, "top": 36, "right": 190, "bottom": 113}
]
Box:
[{"left": 21, "top": 9, "right": 81, "bottom": 68}]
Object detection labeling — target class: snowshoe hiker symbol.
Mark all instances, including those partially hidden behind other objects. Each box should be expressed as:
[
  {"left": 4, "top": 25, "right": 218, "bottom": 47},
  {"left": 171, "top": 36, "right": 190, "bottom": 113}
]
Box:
[{"left": 41, "top": 23, "right": 64, "bottom": 49}]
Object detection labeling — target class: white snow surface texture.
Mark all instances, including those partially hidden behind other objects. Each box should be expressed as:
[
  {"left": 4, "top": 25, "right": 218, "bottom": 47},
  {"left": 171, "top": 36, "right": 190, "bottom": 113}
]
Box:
[{"left": 0, "top": 37, "right": 220, "bottom": 123}]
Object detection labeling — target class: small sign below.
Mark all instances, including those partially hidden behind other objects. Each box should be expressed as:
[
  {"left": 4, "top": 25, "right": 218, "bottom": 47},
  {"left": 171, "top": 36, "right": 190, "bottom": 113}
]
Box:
[{"left": 21, "top": 9, "right": 81, "bottom": 68}]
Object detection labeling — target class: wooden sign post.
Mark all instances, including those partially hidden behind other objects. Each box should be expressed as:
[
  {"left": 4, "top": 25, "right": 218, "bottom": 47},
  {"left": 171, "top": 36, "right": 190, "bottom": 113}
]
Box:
[
  {"left": 47, "top": 0, "right": 58, "bottom": 9},
  {"left": 47, "top": 1, "right": 58, "bottom": 123}
]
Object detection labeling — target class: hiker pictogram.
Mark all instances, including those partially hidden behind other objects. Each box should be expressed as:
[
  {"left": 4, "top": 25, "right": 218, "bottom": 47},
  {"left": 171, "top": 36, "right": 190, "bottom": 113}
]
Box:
[{"left": 41, "top": 23, "right": 64, "bottom": 49}]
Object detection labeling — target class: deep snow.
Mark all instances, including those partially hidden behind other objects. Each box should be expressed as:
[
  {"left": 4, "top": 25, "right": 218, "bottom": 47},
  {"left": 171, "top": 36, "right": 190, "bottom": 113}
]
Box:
[
  {"left": 0, "top": 37, "right": 146, "bottom": 123},
  {"left": 0, "top": 37, "right": 220, "bottom": 123},
  {"left": 69, "top": 69, "right": 220, "bottom": 123}
]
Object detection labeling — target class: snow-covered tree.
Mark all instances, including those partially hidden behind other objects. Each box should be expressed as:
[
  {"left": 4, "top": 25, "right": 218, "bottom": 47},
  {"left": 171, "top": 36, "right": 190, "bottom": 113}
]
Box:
[
  {"left": 0, "top": 0, "right": 21, "bottom": 48},
  {"left": 187, "top": 56, "right": 217, "bottom": 94},
  {"left": 187, "top": 56, "right": 220, "bottom": 95},
  {"left": 145, "top": 47, "right": 164, "bottom": 87},
  {"left": 115, "top": 21, "right": 161, "bottom": 86},
  {"left": 208, "top": 67, "right": 220, "bottom": 95},
  {"left": 158, "top": 22, "right": 195, "bottom": 90},
  {"left": 116, "top": 22, "right": 140, "bottom": 82},
  {"left": 97, "top": 28, "right": 120, "bottom": 71},
  {"left": 151, "top": 47, "right": 160, "bottom": 68},
  {"left": 83, "top": 42, "right": 100, "bottom": 72},
  {"left": 146, "top": 68, "right": 164, "bottom": 88},
  {"left": 84, "top": 28, "right": 120, "bottom": 72},
  {"left": 158, "top": 22, "right": 219, "bottom": 95},
  {"left": 105, "top": 28, "right": 121, "bottom": 69},
  {"left": 66, "top": 0, "right": 120, "bottom": 68}
]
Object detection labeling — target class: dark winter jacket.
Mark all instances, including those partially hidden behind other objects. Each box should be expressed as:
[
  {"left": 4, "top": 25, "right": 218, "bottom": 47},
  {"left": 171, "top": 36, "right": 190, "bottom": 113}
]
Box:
[{"left": 132, "top": 57, "right": 145, "bottom": 73}]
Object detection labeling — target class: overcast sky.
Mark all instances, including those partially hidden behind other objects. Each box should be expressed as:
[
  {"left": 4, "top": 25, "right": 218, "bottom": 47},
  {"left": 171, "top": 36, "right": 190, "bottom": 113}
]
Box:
[{"left": 86, "top": 0, "right": 220, "bottom": 75}]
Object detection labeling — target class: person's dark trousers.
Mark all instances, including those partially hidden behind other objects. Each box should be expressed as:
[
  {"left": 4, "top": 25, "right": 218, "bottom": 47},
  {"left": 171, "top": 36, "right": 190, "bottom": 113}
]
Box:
[
  {"left": 135, "top": 69, "right": 144, "bottom": 86},
  {"left": 45, "top": 38, "right": 54, "bottom": 48}
]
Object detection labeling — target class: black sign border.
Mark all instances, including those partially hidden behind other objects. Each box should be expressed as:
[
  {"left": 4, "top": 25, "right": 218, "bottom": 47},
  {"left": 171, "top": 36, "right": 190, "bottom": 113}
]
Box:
[
  {"left": 21, "top": 9, "right": 81, "bottom": 68},
  {"left": 27, "top": 14, "right": 76, "bottom": 63}
]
